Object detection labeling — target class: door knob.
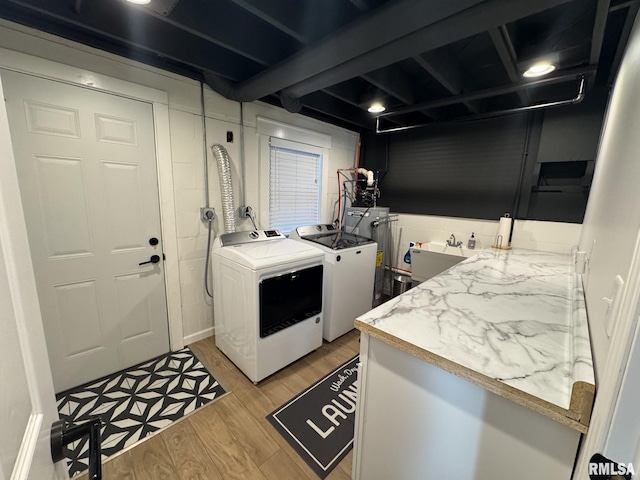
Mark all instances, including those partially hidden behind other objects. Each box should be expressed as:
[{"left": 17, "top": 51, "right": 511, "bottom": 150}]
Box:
[
  {"left": 51, "top": 417, "right": 102, "bottom": 480},
  {"left": 139, "top": 254, "right": 161, "bottom": 266}
]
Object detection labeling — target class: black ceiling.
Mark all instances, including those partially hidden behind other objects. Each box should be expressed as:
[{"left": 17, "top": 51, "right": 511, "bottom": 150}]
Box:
[{"left": 1, "top": 0, "right": 637, "bottom": 132}]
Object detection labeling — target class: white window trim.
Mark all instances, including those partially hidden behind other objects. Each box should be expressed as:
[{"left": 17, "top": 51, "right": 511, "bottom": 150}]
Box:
[{"left": 256, "top": 116, "right": 331, "bottom": 149}]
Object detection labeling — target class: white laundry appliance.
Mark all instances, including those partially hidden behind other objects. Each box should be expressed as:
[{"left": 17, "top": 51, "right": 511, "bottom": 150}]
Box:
[
  {"left": 212, "top": 229, "right": 324, "bottom": 383},
  {"left": 289, "top": 225, "right": 377, "bottom": 341}
]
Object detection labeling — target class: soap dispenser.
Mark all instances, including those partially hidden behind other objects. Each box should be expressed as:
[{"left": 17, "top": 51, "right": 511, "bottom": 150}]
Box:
[{"left": 467, "top": 232, "right": 476, "bottom": 249}]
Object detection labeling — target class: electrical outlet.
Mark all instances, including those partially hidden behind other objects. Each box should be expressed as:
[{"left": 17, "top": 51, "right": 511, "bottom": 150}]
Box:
[
  {"left": 200, "top": 207, "right": 215, "bottom": 222},
  {"left": 241, "top": 206, "right": 252, "bottom": 218}
]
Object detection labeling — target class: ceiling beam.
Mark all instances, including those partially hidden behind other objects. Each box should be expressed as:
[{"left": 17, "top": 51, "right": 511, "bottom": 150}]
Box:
[
  {"left": 231, "top": 0, "right": 485, "bottom": 101},
  {"left": 488, "top": 27, "right": 529, "bottom": 105},
  {"left": 607, "top": 1, "right": 640, "bottom": 85},
  {"left": 589, "top": 0, "right": 612, "bottom": 87},
  {"left": 349, "top": 0, "right": 372, "bottom": 11},
  {"left": 362, "top": 70, "right": 438, "bottom": 119},
  {"left": 610, "top": 0, "right": 639, "bottom": 12},
  {"left": 321, "top": 87, "right": 407, "bottom": 126},
  {"left": 377, "top": 66, "right": 594, "bottom": 117},
  {"left": 225, "top": 0, "right": 308, "bottom": 44},
  {"left": 6, "top": 0, "right": 263, "bottom": 81},
  {"left": 413, "top": 51, "right": 481, "bottom": 114},
  {"left": 143, "top": 0, "right": 296, "bottom": 67},
  {"left": 278, "top": 0, "right": 574, "bottom": 101},
  {"left": 322, "top": 84, "right": 364, "bottom": 107},
  {"left": 590, "top": 0, "right": 612, "bottom": 64},
  {"left": 129, "top": 4, "right": 273, "bottom": 66},
  {"left": 362, "top": 70, "right": 414, "bottom": 105},
  {"left": 299, "top": 92, "right": 376, "bottom": 129}
]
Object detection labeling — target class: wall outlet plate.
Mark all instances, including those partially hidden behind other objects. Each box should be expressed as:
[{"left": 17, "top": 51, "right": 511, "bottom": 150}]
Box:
[{"left": 200, "top": 207, "right": 215, "bottom": 222}]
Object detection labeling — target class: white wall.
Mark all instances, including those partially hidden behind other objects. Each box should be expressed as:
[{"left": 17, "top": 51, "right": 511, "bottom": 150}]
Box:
[
  {"left": 390, "top": 213, "right": 581, "bottom": 272},
  {"left": 0, "top": 19, "right": 359, "bottom": 345},
  {"left": 571, "top": 13, "right": 640, "bottom": 479},
  {"left": 577, "top": 14, "right": 640, "bottom": 378}
]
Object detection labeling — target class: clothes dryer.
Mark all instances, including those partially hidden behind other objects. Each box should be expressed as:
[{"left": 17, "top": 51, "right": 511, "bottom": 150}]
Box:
[{"left": 212, "top": 229, "right": 324, "bottom": 382}]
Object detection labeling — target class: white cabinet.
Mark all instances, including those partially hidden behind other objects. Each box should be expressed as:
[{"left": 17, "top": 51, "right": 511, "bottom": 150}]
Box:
[{"left": 353, "top": 334, "right": 582, "bottom": 480}]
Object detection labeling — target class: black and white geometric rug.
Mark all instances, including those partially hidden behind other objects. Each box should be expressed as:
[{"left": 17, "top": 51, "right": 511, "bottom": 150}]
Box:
[{"left": 56, "top": 347, "right": 226, "bottom": 478}]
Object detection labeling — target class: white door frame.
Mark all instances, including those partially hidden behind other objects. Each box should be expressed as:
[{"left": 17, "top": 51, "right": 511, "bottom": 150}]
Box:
[
  {"left": 0, "top": 48, "right": 184, "bottom": 351},
  {"left": 0, "top": 72, "right": 66, "bottom": 480}
]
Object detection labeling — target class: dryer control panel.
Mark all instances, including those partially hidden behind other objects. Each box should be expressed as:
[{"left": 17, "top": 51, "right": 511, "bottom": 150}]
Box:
[{"left": 219, "top": 230, "right": 285, "bottom": 246}]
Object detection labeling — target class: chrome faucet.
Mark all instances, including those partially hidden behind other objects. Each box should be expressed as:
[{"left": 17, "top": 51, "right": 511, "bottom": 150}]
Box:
[{"left": 446, "top": 234, "right": 462, "bottom": 248}]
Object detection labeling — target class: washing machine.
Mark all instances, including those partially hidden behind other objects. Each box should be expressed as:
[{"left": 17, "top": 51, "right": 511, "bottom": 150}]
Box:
[
  {"left": 212, "top": 229, "right": 324, "bottom": 383},
  {"left": 289, "top": 225, "right": 377, "bottom": 342}
]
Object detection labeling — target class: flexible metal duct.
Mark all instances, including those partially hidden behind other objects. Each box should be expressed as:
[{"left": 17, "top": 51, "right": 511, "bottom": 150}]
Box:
[{"left": 211, "top": 144, "right": 236, "bottom": 233}]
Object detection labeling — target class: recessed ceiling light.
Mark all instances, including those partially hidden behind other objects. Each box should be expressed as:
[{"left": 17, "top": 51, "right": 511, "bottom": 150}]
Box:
[
  {"left": 127, "top": 0, "right": 151, "bottom": 4},
  {"left": 523, "top": 62, "right": 556, "bottom": 78},
  {"left": 368, "top": 103, "right": 386, "bottom": 113}
]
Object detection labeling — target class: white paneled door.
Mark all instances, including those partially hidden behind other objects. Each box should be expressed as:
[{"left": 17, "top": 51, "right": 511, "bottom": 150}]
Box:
[{"left": 2, "top": 70, "right": 170, "bottom": 393}]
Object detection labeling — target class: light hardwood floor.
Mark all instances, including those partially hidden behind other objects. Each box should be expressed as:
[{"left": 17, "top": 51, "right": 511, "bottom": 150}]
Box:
[{"left": 77, "top": 330, "right": 361, "bottom": 480}]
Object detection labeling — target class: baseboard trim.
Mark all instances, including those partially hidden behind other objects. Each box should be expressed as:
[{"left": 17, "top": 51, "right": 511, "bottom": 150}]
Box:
[{"left": 183, "top": 326, "right": 214, "bottom": 345}]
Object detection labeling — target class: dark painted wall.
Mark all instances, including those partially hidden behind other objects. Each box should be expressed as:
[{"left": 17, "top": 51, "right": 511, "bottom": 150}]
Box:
[{"left": 360, "top": 89, "right": 609, "bottom": 223}]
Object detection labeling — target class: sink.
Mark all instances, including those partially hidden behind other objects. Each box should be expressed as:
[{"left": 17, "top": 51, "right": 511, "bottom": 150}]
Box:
[
  {"left": 410, "top": 241, "right": 477, "bottom": 282},
  {"left": 422, "top": 241, "right": 475, "bottom": 258}
]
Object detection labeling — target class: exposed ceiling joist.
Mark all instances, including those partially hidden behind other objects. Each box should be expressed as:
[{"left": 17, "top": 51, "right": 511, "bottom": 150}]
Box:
[
  {"left": 7, "top": 0, "right": 264, "bottom": 80},
  {"left": 610, "top": 0, "right": 639, "bottom": 12},
  {"left": 280, "top": 0, "right": 574, "bottom": 100},
  {"left": 362, "top": 70, "right": 414, "bottom": 105},
  {"left": 607, "top": 1, "right": 640, "bottom": 85},
  {"left": 591, "top": 0, "right": 613, "bottom": 64},
  {"left": 231, "top": 0, "right": 484, "bottom": 101},
  {"left": 321, "top": 86, "right": 407, "bottom": 126},
  {"left": 226, "top": 0, "right": 308, "bottom": 44},
  {"left": 489, "top": 27, "right": 530, "bottom": 105},
  {"left": 589, "top": 0, "right": 612, "bottom": 86},
  {"left": 413, "top": 52, "right": 481, "bottom": 114},
  {"left": 362, "top": 70, "right": 437, "bottom": 119},
  {"left": 298, "top": 91, "right": 376, "bottom": 129},
  {"left": 0, "top": 0, "right": 626, "bottom": 132},
  {"left": 378, "top": 66, "right": 595, "bottom": 117},
  {"left": 349, "top": 0, "right": 372, "bottom": 12},
  {"left": 133, "top": 5, "right": 271, "bottom": 66}
]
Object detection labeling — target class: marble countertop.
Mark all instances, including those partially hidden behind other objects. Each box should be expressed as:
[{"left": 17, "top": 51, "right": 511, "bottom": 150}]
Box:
[{"left": 355, "top": 248, "right": 595, "bottom": 432}]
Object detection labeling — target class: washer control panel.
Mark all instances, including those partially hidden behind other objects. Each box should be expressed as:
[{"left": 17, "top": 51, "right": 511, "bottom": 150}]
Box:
[{"left": 295, "top": 224, "right": 338, "bottom": 238}]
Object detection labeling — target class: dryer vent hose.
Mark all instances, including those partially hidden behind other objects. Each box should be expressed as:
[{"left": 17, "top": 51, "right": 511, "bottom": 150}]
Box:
[{"left": 211, "top": 144, "right": 236, "bottom": 233}]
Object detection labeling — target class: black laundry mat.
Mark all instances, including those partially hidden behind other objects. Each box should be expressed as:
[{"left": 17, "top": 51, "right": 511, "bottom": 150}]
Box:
[
  {"left": 56, "top": 347, "right": 227, "bottom": 478},
  {"left": 267, "top": 355, "right": 359, "bottom": 479}
]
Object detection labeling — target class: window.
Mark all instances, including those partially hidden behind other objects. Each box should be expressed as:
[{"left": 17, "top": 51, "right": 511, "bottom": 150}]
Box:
[{"left": 269, "top": 143, "right": 322, "bottom": 234}]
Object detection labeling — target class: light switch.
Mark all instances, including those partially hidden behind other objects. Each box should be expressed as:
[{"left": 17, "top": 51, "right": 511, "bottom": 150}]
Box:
[{"left": 603, "top": 275, "right": 625, "bottom": 338}]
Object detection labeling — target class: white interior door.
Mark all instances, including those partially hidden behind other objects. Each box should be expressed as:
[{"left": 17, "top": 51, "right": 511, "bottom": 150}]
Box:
[
  {"left": 2, "top": 69, "right": 170, "bottom": 393},
  {"left": 0, "top": 73, "right": 65, "bottom": 480}
]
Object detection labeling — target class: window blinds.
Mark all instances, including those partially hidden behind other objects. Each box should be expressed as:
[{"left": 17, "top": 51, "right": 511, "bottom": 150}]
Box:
[{"left": 269, "top": 144, "right": 322, "bottom": 234}]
